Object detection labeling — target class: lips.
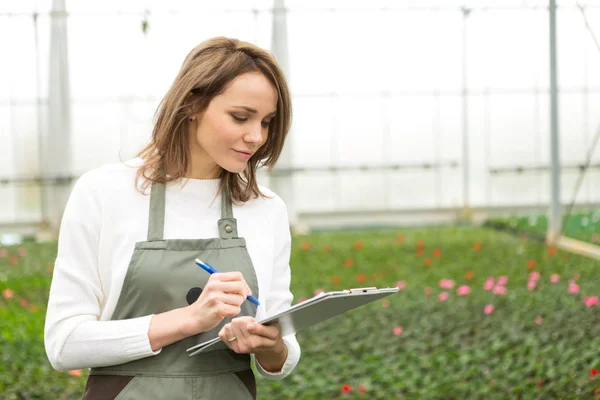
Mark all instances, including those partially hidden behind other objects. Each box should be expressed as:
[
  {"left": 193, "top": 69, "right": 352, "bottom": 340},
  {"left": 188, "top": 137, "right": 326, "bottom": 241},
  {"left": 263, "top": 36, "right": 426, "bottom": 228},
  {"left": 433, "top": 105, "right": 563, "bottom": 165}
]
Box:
[{"left": 234, "top": 150, "right": 254, "bottom": 156}]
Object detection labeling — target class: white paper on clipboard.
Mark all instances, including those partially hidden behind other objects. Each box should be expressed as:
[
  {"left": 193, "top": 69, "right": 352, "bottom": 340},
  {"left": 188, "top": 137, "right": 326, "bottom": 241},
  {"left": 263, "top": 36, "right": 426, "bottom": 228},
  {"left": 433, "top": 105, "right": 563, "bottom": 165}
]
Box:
[{"left": 186, "top": 286, "right": 399, "bottom": 357}]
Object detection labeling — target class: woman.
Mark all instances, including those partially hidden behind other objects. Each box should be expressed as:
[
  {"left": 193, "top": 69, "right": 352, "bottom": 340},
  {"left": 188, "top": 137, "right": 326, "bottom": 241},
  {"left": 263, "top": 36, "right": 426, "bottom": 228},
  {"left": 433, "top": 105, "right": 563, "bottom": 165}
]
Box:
[{"left": 44, "top": 36, "right": 301, "bottom": 399}]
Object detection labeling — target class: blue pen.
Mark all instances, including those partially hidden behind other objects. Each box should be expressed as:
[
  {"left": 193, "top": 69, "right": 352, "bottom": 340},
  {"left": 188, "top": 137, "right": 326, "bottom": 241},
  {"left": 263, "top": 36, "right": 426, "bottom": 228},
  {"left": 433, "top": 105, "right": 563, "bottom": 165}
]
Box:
[{"left": 194, "top": 258, "right": 260, "bottom": 306}]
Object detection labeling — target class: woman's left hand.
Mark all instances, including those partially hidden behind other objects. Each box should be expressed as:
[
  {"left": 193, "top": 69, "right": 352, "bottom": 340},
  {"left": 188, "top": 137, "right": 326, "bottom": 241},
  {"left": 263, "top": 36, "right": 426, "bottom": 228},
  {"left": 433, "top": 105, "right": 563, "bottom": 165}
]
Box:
[{"left": 219, "top": 316, "right": 284, "bottom": 355}]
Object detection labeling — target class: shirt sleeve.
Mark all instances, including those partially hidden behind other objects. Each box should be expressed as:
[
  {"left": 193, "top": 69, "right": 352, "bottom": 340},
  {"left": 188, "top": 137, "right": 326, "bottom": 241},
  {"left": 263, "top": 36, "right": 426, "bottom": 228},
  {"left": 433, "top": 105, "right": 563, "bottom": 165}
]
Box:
[
  {"left": 254, "top": 197, "right": 301, "bottom": 379},
  {"left": 44, "top": 171, "right": 160, "bottom": 371}
]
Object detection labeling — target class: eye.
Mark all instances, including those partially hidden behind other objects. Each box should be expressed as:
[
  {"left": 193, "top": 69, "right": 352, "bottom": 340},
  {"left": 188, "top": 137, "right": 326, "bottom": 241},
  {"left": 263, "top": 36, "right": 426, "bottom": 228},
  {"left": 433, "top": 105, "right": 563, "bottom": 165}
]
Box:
[
  {"left": 231, "top": 114, "right": 247, "bottom": 123},
  {"left": 261, "top": 120, "right": 272, "bottom": 128}
]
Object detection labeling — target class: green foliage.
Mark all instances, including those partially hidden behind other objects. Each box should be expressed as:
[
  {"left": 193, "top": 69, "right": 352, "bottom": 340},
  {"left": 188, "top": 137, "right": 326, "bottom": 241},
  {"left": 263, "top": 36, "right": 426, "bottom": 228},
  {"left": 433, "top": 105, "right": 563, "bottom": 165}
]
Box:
[
  {"left": 1, "top": 226, "right": 600, "bottom": 399},
  {"left": 487, "top": 210, "right": 600, "bottom": 244}
]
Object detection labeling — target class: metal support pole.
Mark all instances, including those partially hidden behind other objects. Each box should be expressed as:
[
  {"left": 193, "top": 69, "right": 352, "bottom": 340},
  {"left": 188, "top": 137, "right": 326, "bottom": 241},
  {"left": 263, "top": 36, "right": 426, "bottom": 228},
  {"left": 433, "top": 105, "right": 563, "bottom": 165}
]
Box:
[
  {"left": 460, "top": 7, "right": 471, "bottom": 219},
  {"left": 548, "top": 0, "right": 562, "bottom": 242},
  {"left": 271, "top": 0, "right": 302, "bottom": 231}
]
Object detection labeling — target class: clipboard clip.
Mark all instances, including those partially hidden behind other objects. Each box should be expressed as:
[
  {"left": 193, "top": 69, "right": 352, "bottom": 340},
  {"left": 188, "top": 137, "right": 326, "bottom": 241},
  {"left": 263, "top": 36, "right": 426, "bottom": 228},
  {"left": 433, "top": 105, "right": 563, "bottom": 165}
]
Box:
[{"left": 348, "top": 287, "right": 378, "bottom": 293}]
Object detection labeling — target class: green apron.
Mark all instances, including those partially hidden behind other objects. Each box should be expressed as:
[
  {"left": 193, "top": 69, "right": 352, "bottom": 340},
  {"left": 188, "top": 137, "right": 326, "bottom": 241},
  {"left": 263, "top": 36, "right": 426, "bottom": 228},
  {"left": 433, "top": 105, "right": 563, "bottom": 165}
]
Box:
[{"left": 83, "top": 181, "right": 260, "bottom": 399}]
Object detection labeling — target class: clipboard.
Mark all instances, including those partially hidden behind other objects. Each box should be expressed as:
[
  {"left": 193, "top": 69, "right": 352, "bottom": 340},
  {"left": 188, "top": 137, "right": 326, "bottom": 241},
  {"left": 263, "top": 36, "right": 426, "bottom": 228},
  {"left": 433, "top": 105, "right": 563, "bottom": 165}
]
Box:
[{"left": 186, "top": 286, "right": 399, "bottom": 357}]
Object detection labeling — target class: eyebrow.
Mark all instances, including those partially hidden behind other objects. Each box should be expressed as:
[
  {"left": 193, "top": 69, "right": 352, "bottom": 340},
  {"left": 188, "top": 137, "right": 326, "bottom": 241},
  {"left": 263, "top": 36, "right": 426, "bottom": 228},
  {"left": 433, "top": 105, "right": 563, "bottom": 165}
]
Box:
[{"left": 232, "top": 105, "right": 276, "bottom": 116}]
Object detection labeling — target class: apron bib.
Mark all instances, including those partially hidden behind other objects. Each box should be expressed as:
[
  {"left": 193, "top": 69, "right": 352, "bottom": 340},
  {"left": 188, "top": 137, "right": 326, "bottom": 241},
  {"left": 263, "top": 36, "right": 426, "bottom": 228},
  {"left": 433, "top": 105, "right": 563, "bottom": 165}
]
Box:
[{"left": 83, "top": 181, "right": 260, "bottom": 399}]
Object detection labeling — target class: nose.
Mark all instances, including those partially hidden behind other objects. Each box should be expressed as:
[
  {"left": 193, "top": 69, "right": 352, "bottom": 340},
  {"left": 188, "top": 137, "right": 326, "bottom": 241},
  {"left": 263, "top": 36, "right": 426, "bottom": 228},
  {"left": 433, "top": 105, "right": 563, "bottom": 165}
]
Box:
[{"left": 244, "top": 122, "right": 265, "bottom": 146}]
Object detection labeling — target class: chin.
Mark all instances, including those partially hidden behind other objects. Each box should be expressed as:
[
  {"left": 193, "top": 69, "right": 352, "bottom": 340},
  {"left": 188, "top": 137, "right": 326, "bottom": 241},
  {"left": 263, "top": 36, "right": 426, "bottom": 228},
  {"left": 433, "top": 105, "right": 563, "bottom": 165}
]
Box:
[{"left": 220, "top": 161, "right": 248, "bottom": 175}]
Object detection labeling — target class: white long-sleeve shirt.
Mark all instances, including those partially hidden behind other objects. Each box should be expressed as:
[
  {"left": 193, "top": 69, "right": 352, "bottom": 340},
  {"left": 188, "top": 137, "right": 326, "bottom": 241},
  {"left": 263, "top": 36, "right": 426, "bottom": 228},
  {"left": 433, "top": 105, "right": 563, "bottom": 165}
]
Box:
[{"left": 44, "top": 158, "right": 300, "bottom": 379}]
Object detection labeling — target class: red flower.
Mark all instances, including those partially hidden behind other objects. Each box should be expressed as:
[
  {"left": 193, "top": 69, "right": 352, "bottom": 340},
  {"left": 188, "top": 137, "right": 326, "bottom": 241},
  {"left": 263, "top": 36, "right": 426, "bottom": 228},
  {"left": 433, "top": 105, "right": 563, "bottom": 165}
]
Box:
[
  {"left": 396, "top": 234, "right": 405, "bottom": 243},
  {"left": 432, "top": 248, "right": 442, "bottom": 258},
  {"left": 331, "top": 276, "right": 341, "bottom": 285},
  {"left": 344, "top": 258, "right": 354, "bottom": 268},
  {"left": 473, "top": 242, "right": 482, "bottom": 251},
  {"left": 300, "top": 241, "right": 312, "bottom": 251},
  {"left": 527, "top": 260, "right": 536, "bottom": 270},
  {"left": 424, "top": 258, "right": 432, "bottom": 267},
  {"left": 353, "top": 240, "right": 364, "bottom": 250},
  {"left": 341, "top": 384, "right": 353, "bottom": 393},
  {"left": 537, "top": 379, "right": 543, "bottom": 387},
  {"left": 358, "top": 385, "right": 367, "bottom": 393},
  {"left": 591, "top": 368, "right": 599, "bottom": 377},
  {"left": 357, "top": 274, "right": 366, "bottom": 283}
]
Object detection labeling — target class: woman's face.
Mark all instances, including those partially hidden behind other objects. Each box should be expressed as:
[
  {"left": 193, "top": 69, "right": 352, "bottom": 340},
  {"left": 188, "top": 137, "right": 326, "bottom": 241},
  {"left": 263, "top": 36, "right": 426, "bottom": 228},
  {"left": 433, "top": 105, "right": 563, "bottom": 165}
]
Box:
[{"left": 188, "top": 71, "right": 278, "bottom": 178}]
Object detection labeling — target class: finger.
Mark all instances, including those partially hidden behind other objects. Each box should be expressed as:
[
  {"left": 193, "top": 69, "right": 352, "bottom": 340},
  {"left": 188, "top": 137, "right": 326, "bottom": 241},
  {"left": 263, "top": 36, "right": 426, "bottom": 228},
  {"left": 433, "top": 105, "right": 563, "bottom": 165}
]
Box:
[
  {"left": 220, "top": 323, "right": 240, "bottom": 353},
  {"left": 213, "top": 293, "right": 245, "bottom": 307},
  {"left": 210, "top": 272, "right": 252, "bottom": 297},
  {"left": 208, "top": 281, "right": 250, "bottom": 297},
  {"left": 211, "top": 271, "right": 245, "bottom": 283},
  {"left": 231, "top": 316, "right": 256, "bottom": 325},
  {"left": 216, "top": 303, "right": 241, "bottom": 318},
  {"left": 247, "top": 322, "right": 281, "bottom": 341},
  {"left": 230, "top": 321, "right": 252, "bottom": 353}
]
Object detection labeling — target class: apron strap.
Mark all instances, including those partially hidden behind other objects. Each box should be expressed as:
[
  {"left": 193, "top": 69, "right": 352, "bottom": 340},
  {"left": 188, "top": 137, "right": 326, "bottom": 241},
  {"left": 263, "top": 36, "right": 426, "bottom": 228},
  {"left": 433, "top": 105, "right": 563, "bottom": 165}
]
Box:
[
  {"left": 147, "top": 181, "right": 166, "bottom": 241},
  {"left": 148, "top": 179, "right": 238, "bottom": 241},
  {"left": 218, "top": 188, "right": 238, "bottom": 239}
]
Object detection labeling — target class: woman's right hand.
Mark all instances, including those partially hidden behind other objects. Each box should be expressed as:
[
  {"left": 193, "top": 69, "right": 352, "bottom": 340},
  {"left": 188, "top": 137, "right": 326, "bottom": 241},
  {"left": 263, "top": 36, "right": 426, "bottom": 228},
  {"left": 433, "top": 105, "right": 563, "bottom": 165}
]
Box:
[{"left": 184, "top": 271, "right": 252, "bottom": 336}]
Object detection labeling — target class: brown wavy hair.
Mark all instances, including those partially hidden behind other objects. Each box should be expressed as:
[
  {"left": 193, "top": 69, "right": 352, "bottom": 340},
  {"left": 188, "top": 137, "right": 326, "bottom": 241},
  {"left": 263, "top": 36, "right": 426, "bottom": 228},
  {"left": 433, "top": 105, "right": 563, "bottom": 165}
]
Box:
[{"left": 135, "top": 36, "right": 292, "bottom": 203}]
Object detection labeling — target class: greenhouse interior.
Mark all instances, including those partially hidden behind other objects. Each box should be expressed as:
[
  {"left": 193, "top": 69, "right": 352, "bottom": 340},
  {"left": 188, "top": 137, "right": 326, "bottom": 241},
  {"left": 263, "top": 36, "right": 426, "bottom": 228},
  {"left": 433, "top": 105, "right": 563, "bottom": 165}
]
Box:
[{"left": 1, "top": 0, "right": 600, "bottom": 398}]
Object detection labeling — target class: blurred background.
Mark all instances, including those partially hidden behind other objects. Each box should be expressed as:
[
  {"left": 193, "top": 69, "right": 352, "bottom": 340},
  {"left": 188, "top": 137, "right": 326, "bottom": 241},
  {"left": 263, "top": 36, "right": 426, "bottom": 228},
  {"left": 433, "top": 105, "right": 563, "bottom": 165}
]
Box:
[
  {"left": 1, "top": 0, "right": 600, "bottom": 399},
  {"left": 1, "top": 0, "right": 599, "bottom": 239}
]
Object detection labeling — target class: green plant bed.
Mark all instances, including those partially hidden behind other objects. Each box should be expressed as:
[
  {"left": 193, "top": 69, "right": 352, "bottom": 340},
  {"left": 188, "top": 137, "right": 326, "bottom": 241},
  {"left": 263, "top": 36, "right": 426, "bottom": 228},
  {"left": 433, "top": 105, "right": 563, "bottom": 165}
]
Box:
[
  {"left": 486, "top": 210, "right": 600, "bottom": 245},
  {"left": 1, "top": 226, "right": 599, "bottom": 399}
]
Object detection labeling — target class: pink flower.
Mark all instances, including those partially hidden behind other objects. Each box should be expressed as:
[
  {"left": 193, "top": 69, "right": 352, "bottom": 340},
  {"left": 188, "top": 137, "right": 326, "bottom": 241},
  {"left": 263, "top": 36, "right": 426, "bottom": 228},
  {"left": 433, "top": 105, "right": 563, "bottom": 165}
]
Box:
[
  {"left": 314, "top": 289, "right": 324, "bottom": 296},
  {"left": 568, "top": 282, "right": 580, "bottom": 294},
  {"left": 439, "top": 279, "right": 455, "bottom": 289},
  {"left": 424, "top": 287, "right": 432, "bottom": 295},
  {"left": 484, "top": 277, "right": 495, "bottom": 291},
  {"left": 497, "top": 276, "right": 508, "bottom": 285},
  {"left": 584, "top": 296, "right": 599, "bottom": 307},
  {"left": 296, "top": 297, "right": 307, "bottom": 304},
  {"left": 528, "top": 281, "right": 537, "bottom": 291},
  {"left": 2, "top": 289, "right": 13, "bottom": 299},
  {"left": 484, "top": 304, "right": 494, "bottom": 315},
  {"left": 550, "top": 274, "right": 560, "bottom": 283},
  {"left": 393, "top": 326, "right": 403, "bottom": 336},
  {"left": 493, "top": 285, "right": 507, "bottom": 295},
  {"left": 529, "top": 271, "right": 540, "bottom": 282},
  {"left": 535, "top": 315, "right": 543, "bottom": 325},
  {"left": 68, "top": 369, "right": 82, "bottom": 377},
  {"left": 438, "top": 292, "right": 449, "bottom": 301},
  {"left": 17, "top": 247, "right": 26, "bottom": 257},
  {"left": 382, "top": 299, "right": 390, "bottom": 308},
  {"left": 0, "top": 248, "right": 7, "bottom": 257},
  {"left": 457, "top": 285, "right": 470, "bottom": 296},
  {"left": 395, "top": 281, "right": 406, "bottom": 290}
]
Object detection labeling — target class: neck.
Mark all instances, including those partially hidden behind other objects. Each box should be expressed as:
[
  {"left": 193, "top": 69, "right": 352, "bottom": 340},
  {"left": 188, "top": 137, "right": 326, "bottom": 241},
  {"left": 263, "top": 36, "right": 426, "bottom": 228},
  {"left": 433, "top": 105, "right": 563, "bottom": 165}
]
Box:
[{"left": 186, "top": 149, "right": 222, "bottom": 180}]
